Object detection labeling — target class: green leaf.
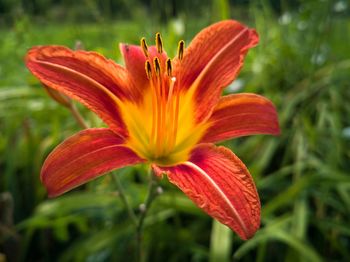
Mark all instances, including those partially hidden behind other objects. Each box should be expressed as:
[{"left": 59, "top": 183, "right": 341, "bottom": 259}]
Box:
[
  {"left": 209, "top": 220, "right": 232, "bottom": 262},
  {"left": 234, "top": 229, "right": 322, "bottom": 262}
]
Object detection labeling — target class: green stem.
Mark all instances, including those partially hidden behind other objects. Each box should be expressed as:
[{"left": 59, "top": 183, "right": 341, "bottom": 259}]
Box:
[
  {"left": 69, "top": 103, "right": 89, "bottom": 129},
  {"left": 111, "top": 172, "right": 138, "bottom": 227},
  {"left": 136, "top": 170, "right": 159, "bottom": 262}
]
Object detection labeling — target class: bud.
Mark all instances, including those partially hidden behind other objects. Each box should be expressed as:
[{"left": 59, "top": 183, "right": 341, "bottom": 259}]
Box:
[
  {"left": 74, "top": 40, "right": 84, "bottom": 50},
  {"left": 156, "top": 186, "right": 163, "bottom": 195},
  {"left": 139, "top": 203, "right": 146, "bottom": 213}
]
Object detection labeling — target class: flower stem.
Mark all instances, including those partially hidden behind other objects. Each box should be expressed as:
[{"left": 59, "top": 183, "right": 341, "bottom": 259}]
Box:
[
  {"left": 111, "top": 172, "right": 138, "bottom": 227},
  {"left": 136, "top": 169, "right": 159, "bottom": 262},
  {"left": 69, "top": 103, "right": 89, "bottom": 129}
]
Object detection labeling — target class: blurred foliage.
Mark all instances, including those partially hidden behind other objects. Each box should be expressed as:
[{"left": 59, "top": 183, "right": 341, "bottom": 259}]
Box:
[{"left": 1, "top": 0, "right": 350, "bottom": 261}]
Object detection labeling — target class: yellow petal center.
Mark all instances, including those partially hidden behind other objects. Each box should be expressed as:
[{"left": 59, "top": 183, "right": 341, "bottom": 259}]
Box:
[{"left": 120, "top": 35, "right": 208, "bottom": 166}]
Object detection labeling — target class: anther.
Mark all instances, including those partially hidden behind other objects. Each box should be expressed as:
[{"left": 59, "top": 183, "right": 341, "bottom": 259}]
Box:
[
  {"left": 154, "top": 57, "right": 161, "bottom": 76},
  {"left": 177, "top": 40, "right": 185, "bottom": 60},
  {"left": 140, "top": 37, "right": 149, "bottom": 57},
  {"left": 145, "top": 61, "right": 152, "bottom": 79},
  {"left": 166, "top": 58, "right": 172, "bottom": 76},
  {"left": 155, "top": 33, "right": 163, "bottom": 53}
]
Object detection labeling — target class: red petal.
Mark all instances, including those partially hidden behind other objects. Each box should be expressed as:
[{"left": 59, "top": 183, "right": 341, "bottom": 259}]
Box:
[
  {"left": 120, "top": 44, "right": 168, "bottom": 89},
  {"left": 26, "top": 46, "right": 134, "bottom": 137},
  {"left": 154, "top": 144, "right": 260, "bottom": 240},
  {"left": 120, "top": 44, "right": 147, "bottom": 90},
  {"left": 175, "top": 20, "right": 258, "bottom": 123},
  {"left": 201, "top": 93, "right": 280, "bottom": 143},
  {"left": 41, "top": 128, "right": 144, "bottom": 197}
]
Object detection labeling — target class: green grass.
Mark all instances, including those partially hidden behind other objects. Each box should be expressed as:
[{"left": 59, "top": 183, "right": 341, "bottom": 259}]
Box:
[{"left": 1, "top": 0, "right": 350, "bottom": 261}]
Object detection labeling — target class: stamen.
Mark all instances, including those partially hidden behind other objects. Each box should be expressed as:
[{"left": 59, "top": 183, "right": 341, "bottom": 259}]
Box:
[
  {"left": 155, "top": 33, "right": 163, "bottom": 53},
  {"left": 177, "top": 40, "right": 185, "bottom": 60},
  {"left": 145, "top": 61, "right": 152, "bottom": 79},
  {"left": 166, "top": 58, "right": 172, "bottom": 76},
  {"left": 154, "top": 57, "right": 161, "bottom": 76},
  {"left": 140, "top": 37, "right": 149, "bottom": 57}
]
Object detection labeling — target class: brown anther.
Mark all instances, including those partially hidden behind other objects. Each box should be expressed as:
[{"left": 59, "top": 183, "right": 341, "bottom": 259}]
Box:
[
  {"left": 154, "top": 57, "right": 161, "bottom": 76},
  {"left": 140, "top": 37, "right": 149, "bottom": 57},
  {"left": 166, "top": 59, "right": 172, "bottom": 76},
  {"left": 177, "top": 40, "right": 185, "bottom": 60},
  {"left": 145, "top": 61, "right": 152, "bottom": 79},
  {"left": 155, "top": 33, "right": 163, "bottom": 53}
]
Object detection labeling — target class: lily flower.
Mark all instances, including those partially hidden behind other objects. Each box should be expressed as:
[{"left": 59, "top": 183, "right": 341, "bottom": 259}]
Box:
[{"left": 25, "top": 20, "right": 279, "bottom": 240}]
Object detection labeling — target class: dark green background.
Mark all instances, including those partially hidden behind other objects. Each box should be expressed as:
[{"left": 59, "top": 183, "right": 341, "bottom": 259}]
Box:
[{"left": 1, "top": 0, "right": 350, "bottom": 261}]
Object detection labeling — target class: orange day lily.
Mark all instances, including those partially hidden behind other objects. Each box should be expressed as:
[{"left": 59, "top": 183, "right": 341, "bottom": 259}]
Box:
[{"left": 25, "top": 20, "right": 280, "bottom": 240}]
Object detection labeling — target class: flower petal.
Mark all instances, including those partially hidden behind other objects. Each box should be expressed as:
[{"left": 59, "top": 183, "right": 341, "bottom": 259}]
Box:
[
  {"left": 153, "top": 144, "right": 260, "bottom": 240},
  {"left": 120, "top": 44, "right": 148, "bottom": 90},
  {"left": 41, "top": 128, "right": 144, "bottom": 197},
  {"left": 120, "top": 44, "right": 168, "bottom": 89},
  {"left": 26, "top": 46, "right": 134, "bottom": 137},
  {"left": 201, "top": 93, "right": 280, "bottom": 143},
  {"left": 175, "top": 20, "right": 258, "bottom": 123}
]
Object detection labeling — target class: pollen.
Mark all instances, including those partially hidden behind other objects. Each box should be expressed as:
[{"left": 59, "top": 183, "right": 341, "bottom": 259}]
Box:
[
  {"left": 166, "top": 59, "right": 172, "bottom": 76},
  {"left": 153, "top": 57, "right": 161, "bottom": 76},
  {"left": 140, "top": 37, "right": 149, "bottom": 57},
  {"left": 156, "top": 33, "right": 163, "bottom": 53},
  {"left": 177, "top": 40, "right": 185, "bottom": 60},
  {"left": 145, "top": 60, "right": 152, "bottom": 79}
]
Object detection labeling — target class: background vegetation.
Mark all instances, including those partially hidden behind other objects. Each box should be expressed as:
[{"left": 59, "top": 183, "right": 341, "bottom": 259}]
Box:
[{"left": 1, "top": 0, "right": 350, "bottom": 261}]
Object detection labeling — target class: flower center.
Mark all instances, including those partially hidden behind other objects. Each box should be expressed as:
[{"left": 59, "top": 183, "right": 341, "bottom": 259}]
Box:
[
  {"left": 144, "top": 34, "right": 182, "bottom": 163},
  {"left": 122, "top": 34, "right": 207, "bottom": 166}
]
